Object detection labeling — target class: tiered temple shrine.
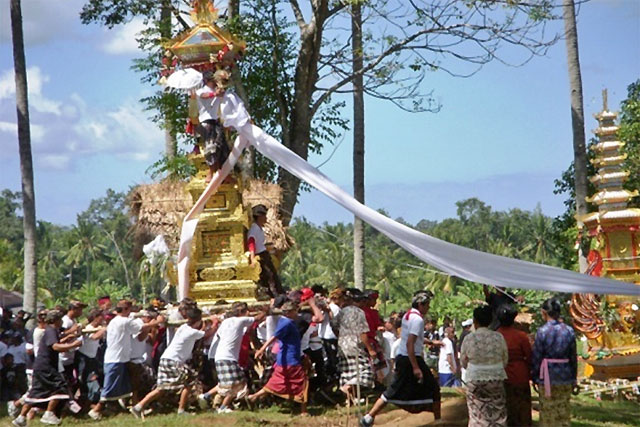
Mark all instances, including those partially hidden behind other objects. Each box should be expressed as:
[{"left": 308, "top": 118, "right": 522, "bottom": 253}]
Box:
[{"left": 571, "top": 90, "right": 640, "bottom": 379}]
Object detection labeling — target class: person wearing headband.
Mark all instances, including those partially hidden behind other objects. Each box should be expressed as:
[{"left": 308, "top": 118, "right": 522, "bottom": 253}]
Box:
[
  {"left": 360, "top": 291, "right": 441, "bottom": 427},
  {"left": 247, "top": 204, "right": 284, "bottom": 297},
  {"left": 12, "top": 310, "right": 82, "bottom": 426}
]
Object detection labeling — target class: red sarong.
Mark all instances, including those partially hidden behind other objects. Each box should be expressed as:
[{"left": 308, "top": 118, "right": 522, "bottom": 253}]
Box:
[{"left": 264, "top": 364, "right": 308, "bottom": 403}]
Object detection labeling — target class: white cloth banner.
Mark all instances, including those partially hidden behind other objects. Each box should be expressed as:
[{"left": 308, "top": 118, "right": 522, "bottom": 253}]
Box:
[{"left": 176, "top": 99, "right": 640, "bottom": 299}]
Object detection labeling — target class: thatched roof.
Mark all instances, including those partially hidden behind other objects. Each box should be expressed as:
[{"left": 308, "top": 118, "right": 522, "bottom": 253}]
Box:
[
  {"left": 242, "top": 179, "right": 293, "bottom": 252},
  {"left": 129, "top": 177, "right": 292, "bottom": 259},
  {"left": 129, "top": 181, "right": 191, "bottom": 258}
]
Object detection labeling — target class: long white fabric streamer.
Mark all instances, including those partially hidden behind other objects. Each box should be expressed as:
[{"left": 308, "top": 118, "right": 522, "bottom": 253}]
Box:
[{"left": 176, "top": 98, "right": 640, "bottom": 298}]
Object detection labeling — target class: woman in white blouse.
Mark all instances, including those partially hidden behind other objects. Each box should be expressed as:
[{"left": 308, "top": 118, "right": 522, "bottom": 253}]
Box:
[{"left": 460, "top": 305, "right": 508, "bottom": 427}]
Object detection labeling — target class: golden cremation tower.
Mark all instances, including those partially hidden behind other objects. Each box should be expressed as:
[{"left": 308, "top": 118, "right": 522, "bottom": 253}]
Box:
[
  {"left": 571, "top": 90, "right": 640, "bottom": 380},
  {"left": 166, "top": 0, "right": 260, "bottom": 306},
  {"left": 184, "top": 158, "right": 260, "bottom": 305}
]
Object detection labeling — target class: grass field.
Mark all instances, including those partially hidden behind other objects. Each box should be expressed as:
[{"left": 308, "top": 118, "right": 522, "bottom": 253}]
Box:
[{"left": 1, "top": 389, "right": 637, "bottom": 426}]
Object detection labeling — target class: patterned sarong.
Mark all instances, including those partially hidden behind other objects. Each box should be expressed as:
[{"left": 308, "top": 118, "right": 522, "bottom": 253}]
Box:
[
  {"left": 337, "top": 350, "right": 374, "bottom": 389},
  {"left": 215, "top": 359, "right": 246, "bottom": 388},
  {"left": 538, "top": 384, "right": 571, "bottom": 427},
  {"left": 156, "top": 358, "right": 197, "bottom": 391},
  {"left": 465, "top": 380, "right": 507, "bottom": 427}
]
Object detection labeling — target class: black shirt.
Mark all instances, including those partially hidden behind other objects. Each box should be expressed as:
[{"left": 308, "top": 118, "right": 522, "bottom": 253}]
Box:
[
  {"left": 32, "top": 327, "right": 59, "bottom": 372},
  {"left": 294, "top": 312, "right": 311, "bottom": 339}
]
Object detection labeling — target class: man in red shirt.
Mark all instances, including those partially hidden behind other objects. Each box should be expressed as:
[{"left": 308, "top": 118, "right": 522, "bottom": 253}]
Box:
[{"left": 361, "top": 291, "right": 386, "bottom": 383}]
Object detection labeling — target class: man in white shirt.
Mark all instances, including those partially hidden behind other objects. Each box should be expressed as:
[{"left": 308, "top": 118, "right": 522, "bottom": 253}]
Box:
[
  {"left": 89, "top": 300, "right": 163, "bottom": 421},
  {"left": 198, "top": 302, "right": 267, "bottom": 413},
  {"left": 77, "top": 309, "right": 106, "bottom": 407},
  {"left": 381, "top": 318, "right": 399, "bottom": 384},
  {"left": 322, "top": 289, "right": 342, "bottom": 381},
  {"left": 247, "top": 204, "right": 283, "bottom": 297},
  {"left": 60, "top": 301, "right": 86, "bottom": 390},
  {"left": 361, "top": 291, "right": 441, "bottom": 427},
  {"left": 131, "top": 307, "right": 218, "bottom": 418},
  {"left": 438, "top": 326, "right": 459, "bottom": 387},
  {"left": 127, "top": 310, "right": 156, "bottom": 405},
  {"left": 189, "top": 70, "right": 231, "bottom": 183}
]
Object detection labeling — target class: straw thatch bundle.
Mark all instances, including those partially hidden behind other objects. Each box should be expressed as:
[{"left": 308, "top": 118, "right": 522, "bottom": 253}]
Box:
[
  {"left": 242, "top": 179, "right": 293, "bottom": 252},
  {"left": 129, "top": 181, "right": 191, "bottom": 258},
  {"left": 129, "top": 178, "right": 292, "bottom": 259}
]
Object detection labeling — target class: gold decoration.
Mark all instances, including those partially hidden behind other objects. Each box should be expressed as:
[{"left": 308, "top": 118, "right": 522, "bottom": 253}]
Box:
[
  {"left": 190, "top": 0, "right": 219, "bottom": 25},
  {"left": 573, "top": 90, "right": 640, "bottom": 380},
  {"left": 199, "top": 267, "right": 235, "bottom": 282}
]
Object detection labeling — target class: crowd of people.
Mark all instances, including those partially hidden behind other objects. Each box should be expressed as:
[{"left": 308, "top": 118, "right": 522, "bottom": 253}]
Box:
[{"left": 0, "top": 285, "right": 578, "bottom": 427}]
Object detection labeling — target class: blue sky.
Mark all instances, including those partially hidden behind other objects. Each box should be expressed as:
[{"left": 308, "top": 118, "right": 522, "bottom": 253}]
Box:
[{"left": 0, "top": 0, "right": 639, "bottom": 226}]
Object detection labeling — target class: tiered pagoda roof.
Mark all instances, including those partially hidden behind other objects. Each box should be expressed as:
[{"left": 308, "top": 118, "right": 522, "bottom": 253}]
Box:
[{"left": 581, "top": 102, "right": 640, "bottom": 230}]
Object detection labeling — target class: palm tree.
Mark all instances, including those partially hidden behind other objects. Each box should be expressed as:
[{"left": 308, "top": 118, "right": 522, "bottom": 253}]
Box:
[
  {"left": 65, "top": 220, "right": 106, "bottom": 286},
  {"left": 352, "top": 0, "right": 366, "bottom": 291},
  {"left": 318, "top": 223, "right": 353, "bottom": 288},
  {"left": 520, "top": 206, "right": 556, "bottom": 264},
  {"left": 10, "top": 0, "right": 37, "bottom": 315},
  {"left": 563, "top": 0, "right": 589, "bottom": 271}
]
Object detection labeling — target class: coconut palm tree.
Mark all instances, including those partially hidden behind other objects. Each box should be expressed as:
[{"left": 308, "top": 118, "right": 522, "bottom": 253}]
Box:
[
  {"left": 10, "top": 0, "right": 37, "bottom": 315},
  {"left": 352, "top": 0, "right": 366, "bottom": 291},
  {"left": 563, "top": 0, "right": 588, "bottom": 271},
  {"left": 65, "top": 220, "right": 106, "bottom": 286}
]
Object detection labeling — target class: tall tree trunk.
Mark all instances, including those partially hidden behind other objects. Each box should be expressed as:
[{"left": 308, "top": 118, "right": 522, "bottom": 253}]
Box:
[
  {"left": 563, "top": 0, "right": 588, "bottom": 272},
  {"left": 352, "top": 1, "right": 365, "bottom": 290},
  {"left": 160, "top": 0, "right": 177, "bottom": 159},
  {"left": 11, "top": 0, "right": 37, "bottom": 315},
  {"left": 277, "top": 2, "right": 329, "bottom": 225}
]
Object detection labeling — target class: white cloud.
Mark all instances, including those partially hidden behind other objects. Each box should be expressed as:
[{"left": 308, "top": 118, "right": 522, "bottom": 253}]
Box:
[
  {"left": 0, "top": 0, "right": 88, "bottom": 46},
  {"left": 0, "top": 67, "right": 62, "bottom": 115},
  {"left": 0, "top": 66, "right": 164, "bottom": 171},
  {"left": 102, "top": 18, "right": 147, "bottom": 55}
]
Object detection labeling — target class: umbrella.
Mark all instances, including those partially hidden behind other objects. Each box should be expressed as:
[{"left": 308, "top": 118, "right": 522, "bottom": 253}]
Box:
[
  {"left": 165, "top": 68, "right": 203, "bottom": 90},
  {"left": 0, "top": 288, "right": 24, "bottom": 309}
]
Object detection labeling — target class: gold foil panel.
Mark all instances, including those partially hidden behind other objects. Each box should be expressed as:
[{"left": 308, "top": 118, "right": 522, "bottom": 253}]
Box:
[
  {"left": 190, "top": 280, "right": 257, "bottom": 303},
  {"left": 199, "top": 267, "right": 235, "bottom": 282},
  {"left": 201, "top": 229, "right": 231, "bottom": 259},
  {"left": 205, "top": 193, "right": 227, "bottom": 210}
]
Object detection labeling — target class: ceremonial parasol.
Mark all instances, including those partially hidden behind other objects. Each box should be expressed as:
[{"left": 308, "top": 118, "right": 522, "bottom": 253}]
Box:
[{"left": 165, "top": 68, "right": 203, "bottom": 90}]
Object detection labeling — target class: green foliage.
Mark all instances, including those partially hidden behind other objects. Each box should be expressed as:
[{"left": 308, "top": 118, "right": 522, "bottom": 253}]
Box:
[
  {"left": 0, "top": 190, "right": 24, "bottom": 289},
  {"left": 620, "top": 79, "right": 640, "bottom": 206},
  {"left": 146, "top": 151, "right": 197, "bottom": 181},
  {"left": 0, "top": 188, "right": 142, "bottom": 305},
  {"left": 69, "top": 280, "right": 131, "bottom": 308}
]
